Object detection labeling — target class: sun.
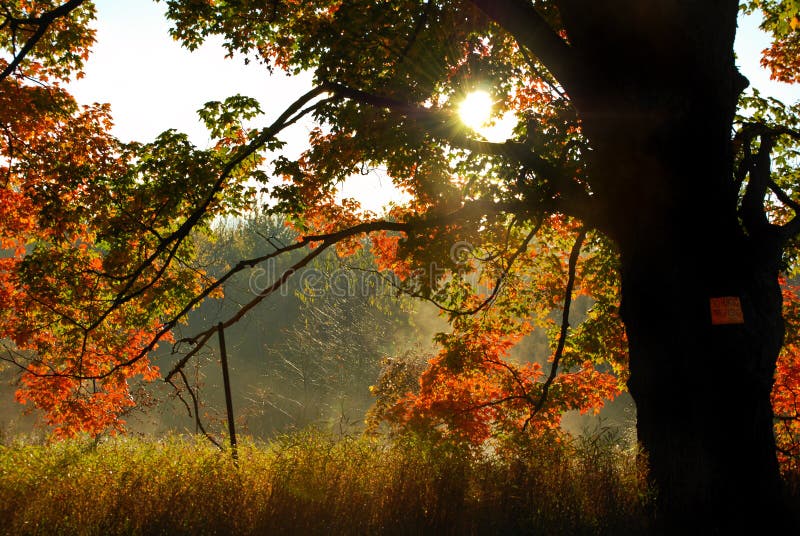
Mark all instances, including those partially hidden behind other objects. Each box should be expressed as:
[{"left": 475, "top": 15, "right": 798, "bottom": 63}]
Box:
[{"left": 458, "top": 90, "right": 494, "bottom": 131}]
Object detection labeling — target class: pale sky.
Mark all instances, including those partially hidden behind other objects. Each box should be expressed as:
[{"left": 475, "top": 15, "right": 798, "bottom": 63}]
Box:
[
  {"left": 69, "top": 0, "right": 390, "bottom": 209},
  {"left": 68, "top": 2, "right": 800, "bottom": 212},
  {"left": 68, "top": 1, "right": 313, "bottom": 145}
]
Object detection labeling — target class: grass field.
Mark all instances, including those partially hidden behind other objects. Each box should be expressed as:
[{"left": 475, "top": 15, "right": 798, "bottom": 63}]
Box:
[{"left": 0, "top": 428, "right": 655, "bottom": 535}]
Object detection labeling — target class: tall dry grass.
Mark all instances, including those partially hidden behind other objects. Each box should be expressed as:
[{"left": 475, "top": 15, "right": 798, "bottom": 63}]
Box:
[{"left": 0, "top": 428, "right": 652, "bottom": 535}]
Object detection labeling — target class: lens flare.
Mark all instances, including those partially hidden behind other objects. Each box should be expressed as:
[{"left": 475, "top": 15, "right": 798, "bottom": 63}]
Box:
[{"left": 458, "top": 91, "right": 493, "bottom": 131}]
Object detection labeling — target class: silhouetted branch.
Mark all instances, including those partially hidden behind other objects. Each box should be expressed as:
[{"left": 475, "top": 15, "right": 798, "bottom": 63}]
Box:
[
  {"left": 456, "top": 394, "right": 532, "bottom": 414},
  {"left": 740, "top": 131, "right": 775, "bottom": 234},
  {"left": 170, "top": 369, "right": 223, "bottom": 450},
  {"left": 397, "top": 0, "right": 434, "bottom": 65},
  {"left": 484, "top": 355, "right": 536, "bottom": 404},
  {"left": 323, "top": 80, "right": 594, "bottom": 221},
  {"left": 769, "top": 181, "right": 800, "bottom": 214},
  {"left": 84, "top": 87, "right": 331, "bottom": 335},
  {"left": 353, "top": 218, "right": 542, "bottom": 317},
  {"left": 0, "top": 0, "right": 86, "bottom": 82},
  {"left": 736, "top": 124, "right": 800, "bottom": 243},
  {"left": 526, "top": 226, "right": 586, "bottom": 426},
  {"left": 470, "top": 0, "right": 585, "bottom": 99}
]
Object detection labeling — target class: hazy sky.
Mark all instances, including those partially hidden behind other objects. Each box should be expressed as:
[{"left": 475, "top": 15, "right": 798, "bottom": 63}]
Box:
[
  {"left": 67, "top": 1, "right": 800, "bottom": 210},
  {"left": 69, "top": 1, "right": 312, "bottom": 145}
]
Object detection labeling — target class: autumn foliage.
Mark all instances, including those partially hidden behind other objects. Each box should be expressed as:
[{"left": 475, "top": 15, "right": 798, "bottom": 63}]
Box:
[
  {"left": 747, "top": 0, "right": 800, "bottom": 84},
  {"left": 1, "top": 2, "right": 800, "bottom": 498},
  {"left": 365, "top": 218, "right": 624, "bottom": 448},
  {"left": 0, "top": 76, "right": 196, "bottom": 436},
  {"left": 0, "top": 2, "right": 224, "bottom": 436},
  {"left": 775, "top": 279, "right": 800, "bottom": 471}
]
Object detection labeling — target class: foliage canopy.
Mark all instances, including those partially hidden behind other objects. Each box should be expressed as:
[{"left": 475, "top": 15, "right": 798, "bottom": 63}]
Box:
[{"left": 1, "top": 5, "right": 800, "bottom": 522}]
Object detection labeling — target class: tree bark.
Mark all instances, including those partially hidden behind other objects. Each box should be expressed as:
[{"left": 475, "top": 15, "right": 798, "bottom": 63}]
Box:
[
  {"left": 619, "top": 233, "right": 789, "bottom": 532},
  {"left": 472, "top": 0, "right": 797, "bottom": 528},
  {"left": 553, "top": 1, "right": 796, "bottom": 531}
]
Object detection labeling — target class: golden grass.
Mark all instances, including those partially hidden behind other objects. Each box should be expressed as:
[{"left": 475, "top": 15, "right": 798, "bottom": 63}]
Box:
[{"left": 0, "top": 429, "right": 653, "bottom": 535}]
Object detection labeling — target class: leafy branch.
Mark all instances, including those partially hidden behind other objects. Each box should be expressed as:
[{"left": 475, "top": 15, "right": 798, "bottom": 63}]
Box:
[
  {"left": 527, "top": 225, "right": 586, "bottom": 426},
  {"left": 0, "top": 0, "right": 87, "bottom": 82}
]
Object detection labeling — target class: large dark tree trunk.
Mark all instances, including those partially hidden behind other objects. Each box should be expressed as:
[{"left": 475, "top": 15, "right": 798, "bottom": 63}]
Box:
[
  {"left": 555, "top": 1, "right": 795, "bottom": 531},
  {"left": 618, "top": 231, "right": 787, "bottom": 532}
]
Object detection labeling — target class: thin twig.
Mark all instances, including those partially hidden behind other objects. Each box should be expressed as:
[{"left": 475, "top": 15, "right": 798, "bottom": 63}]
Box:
[{"left": 174, "top": 369, "right": 222, "bottom": 450}]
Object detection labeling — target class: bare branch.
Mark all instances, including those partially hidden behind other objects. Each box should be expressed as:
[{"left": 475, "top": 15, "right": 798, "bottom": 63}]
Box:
[
  {"left": 166, "top": 331, "right": 216, "bottom": 385},
  {"left": 173, "top": 370, "right": 222, "bottom": 450}
]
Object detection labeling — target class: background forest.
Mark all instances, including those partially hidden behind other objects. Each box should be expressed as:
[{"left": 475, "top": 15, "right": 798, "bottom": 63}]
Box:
[{"left": 3, "top": 209, "right": 627, "bottom": 442}]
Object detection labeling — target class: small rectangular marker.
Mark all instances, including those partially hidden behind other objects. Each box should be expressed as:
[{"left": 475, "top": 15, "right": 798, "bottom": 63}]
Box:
[{"left": 710, "top": 296, "right": 744, "bottom": 325}]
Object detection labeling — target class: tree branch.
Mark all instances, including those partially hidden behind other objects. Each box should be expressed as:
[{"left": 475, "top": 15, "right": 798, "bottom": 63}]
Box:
[
  {"left": 353, "top": 218, "right": 542, "bottom": 317},
  {"left": 484, "top": 355, "right": 536, "bottom": 405},
  {"left": 83, "top": 86, "right": 330, "bottom": 335},
  {"left": 456, "top": 394, "right": 532, "bottom": 414},
  {"left": 469, "top": 0, "right": 584, "bottom": 98},
  {"left": 769, "top": 180, "right": 800, "bottom": 214},
  {"left": 0, "top": 0, "right": 87, "bottom": 83},
  {"left": 322, "top": 80, "right": 595, "bottom": 221},
  {"left": 164, "top": 204, "right": 544, "bottom": 381},
  {"left": 397, "top": 0, "right": 434, "bottom": 66},
  {"left": 171, "top": 369, "right": 222, "bottom": 450},
  {"left": 736, "top": 124, "right": 800, "bottom": 243},
  {"left": 739, "top": 132, "right": 775, "bottom": 235},
  {"left": 22, "top": 196, "right": 534, "bottom": 383},
  {"left": 160, "top": 221, "right": 410, "bottom": 382},
  {"left": 527, "top": 226, "right": 586, "bottom": 424}
]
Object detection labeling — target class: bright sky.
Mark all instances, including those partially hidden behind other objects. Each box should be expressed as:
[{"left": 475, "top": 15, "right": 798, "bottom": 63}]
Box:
[
  {"left": 68, "top": 2, "right": 800, "bottom": 212},
  {"left": 69, "top": 1, "right": 312, "bottom": 145}
]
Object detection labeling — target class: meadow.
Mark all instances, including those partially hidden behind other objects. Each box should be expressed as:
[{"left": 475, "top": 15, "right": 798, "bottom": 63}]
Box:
[{"left": 0, "top": 428, "right": 653, "bottom": 535}]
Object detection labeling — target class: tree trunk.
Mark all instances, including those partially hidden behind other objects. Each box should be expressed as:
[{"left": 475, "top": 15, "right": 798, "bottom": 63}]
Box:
[
  {"left": 619, "top": 231, "right": 788, "bottom": 532},
  {"left": 555, "top": 1, "right": 797, "bottom": 531}
]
